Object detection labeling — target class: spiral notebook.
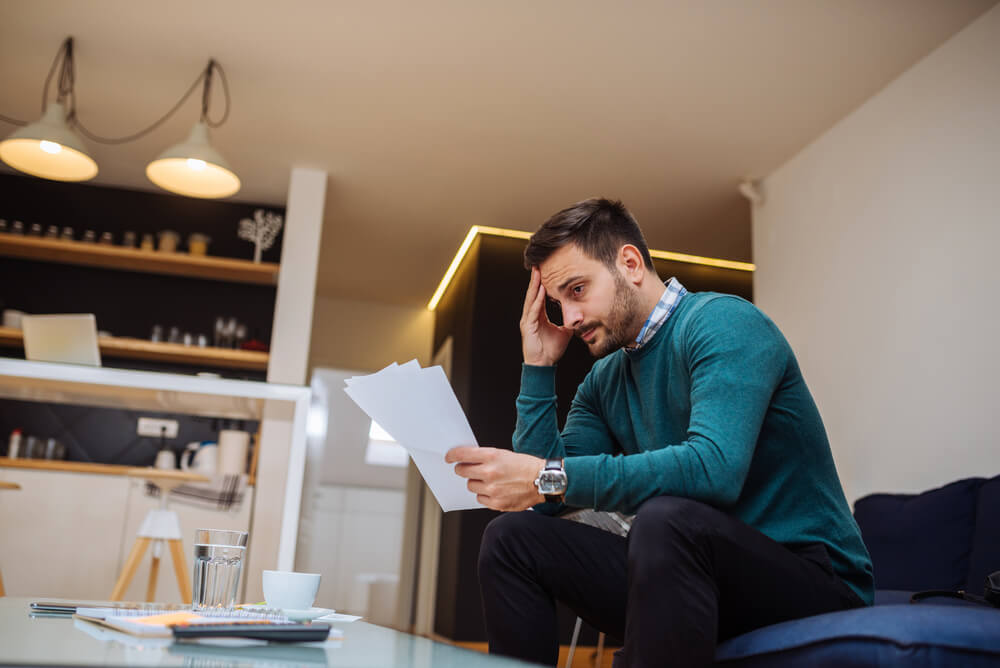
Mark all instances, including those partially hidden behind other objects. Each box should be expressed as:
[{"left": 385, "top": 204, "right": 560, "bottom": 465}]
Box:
[{"left": 75, "top": 606, "right": 291, "bottom": 638}]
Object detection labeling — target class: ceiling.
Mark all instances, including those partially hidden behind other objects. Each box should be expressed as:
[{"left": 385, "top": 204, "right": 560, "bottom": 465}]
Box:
[{"left": 1, "top": 0, "right": 995, "bottom": 307}]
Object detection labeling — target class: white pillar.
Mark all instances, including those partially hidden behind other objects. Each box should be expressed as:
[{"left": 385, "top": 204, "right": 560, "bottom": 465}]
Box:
[
  {"left": 268, "top": 166, "right": 327, "bottom": 386},
  {"left": 245, "top": 167, "right": 327, "bottom": 603}
]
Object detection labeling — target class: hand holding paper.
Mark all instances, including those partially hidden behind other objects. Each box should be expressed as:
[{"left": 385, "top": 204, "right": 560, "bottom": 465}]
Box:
[{"left": 445, "top": 446, "right": 547, "bottom": 511}]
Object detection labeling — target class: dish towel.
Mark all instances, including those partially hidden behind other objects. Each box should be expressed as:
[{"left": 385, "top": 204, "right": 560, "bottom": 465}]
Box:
[{"left": 145, "top": 473, "right": 247, "bottom": 511}]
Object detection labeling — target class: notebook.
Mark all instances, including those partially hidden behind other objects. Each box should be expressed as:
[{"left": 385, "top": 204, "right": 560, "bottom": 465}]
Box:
[{"left": 72, "top": 606, "right": 325, "bottom": 640}]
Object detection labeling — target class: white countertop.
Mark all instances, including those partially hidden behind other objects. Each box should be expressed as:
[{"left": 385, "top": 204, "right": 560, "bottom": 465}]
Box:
[{"left": 0, "top": 358, "right": 310, "bottom": 419}]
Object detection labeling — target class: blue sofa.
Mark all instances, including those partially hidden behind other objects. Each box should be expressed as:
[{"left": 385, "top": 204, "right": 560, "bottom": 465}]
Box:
[{"left": 713, "top": 475, "right": 1000, "bottom": 666}]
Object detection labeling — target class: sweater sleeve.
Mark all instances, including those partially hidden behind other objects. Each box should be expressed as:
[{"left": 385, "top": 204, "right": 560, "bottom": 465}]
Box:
[
  {"left": 513, "top": 364, "right": 617, "bottom": 510},
  {"left": 562, "top": 298, "right": 788, "bottom": 513}
]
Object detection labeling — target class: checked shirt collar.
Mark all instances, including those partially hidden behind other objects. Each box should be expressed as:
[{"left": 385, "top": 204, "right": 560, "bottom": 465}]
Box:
[{"left": 631, "top": 277, "right": 687, "bottom": 349}]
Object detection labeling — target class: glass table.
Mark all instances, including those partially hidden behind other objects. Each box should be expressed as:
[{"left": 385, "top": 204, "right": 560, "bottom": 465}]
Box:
[{"left": 0, "top": 598, "right": 540, "bottom": 667}]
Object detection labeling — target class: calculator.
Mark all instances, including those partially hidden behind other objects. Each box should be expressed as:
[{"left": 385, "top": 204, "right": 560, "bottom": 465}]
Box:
[{"left": 172, "top": 621, "right": 332, "bottom": 642}]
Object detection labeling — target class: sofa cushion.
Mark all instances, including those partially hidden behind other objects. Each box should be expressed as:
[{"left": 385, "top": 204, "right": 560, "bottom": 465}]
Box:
[
  {"left": 854, "top": 477, "right": 983, "bottom": 590},
  {"left": 714, "top": 604, "right": 1000, "bottom": 667},
  {"left": 966, "top": 474, "right": 1000, "bottom": 594}
]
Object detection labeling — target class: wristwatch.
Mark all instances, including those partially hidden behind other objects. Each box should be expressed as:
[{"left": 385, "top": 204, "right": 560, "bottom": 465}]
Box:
[{"left": 534, "top": 458, "right": 567, "bottom": 503}]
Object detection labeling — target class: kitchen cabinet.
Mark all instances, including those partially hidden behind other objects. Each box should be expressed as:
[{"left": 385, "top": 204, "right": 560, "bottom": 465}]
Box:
[
  {"left": 0, "top": 466, "right": 129, "bottom": 599},
  {"left": 0, "top": 466, "right": 255, "bottom": 602}
]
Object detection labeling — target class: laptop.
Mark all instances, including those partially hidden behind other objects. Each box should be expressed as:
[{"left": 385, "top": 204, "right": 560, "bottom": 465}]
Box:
[{"left": 21, "top": 314, "right": 102, "bottom": 367}]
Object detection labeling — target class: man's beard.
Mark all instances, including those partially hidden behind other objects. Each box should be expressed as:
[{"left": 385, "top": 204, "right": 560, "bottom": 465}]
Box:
[{"left": 577, "top": 272, "right": 642, "bottom": 358}]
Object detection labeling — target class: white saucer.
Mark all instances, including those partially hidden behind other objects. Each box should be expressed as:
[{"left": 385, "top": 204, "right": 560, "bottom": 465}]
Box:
[{"left": 240, "top": 604, "right": 335, "bottom": 622}]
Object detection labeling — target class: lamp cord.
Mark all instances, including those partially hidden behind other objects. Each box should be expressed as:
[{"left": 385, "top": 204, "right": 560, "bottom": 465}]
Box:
[
  {"left": 0, "top": 36, "right": 232, "bottom": 143},
  {"left": 74, "top": 60, "right": 231, "bottom": 145},
  {"left": 0, "top": 112, "right": 26, "bottom": 127}
]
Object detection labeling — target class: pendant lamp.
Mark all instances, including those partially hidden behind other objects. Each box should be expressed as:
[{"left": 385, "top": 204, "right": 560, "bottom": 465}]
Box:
[
  {"left": 146, "top": 121, "right": 240, "bottom": 199},
  {"left": 0, "top": 37, "right": 99, "bottom": 182},
  {"left": 0, "top": 102, "right": 98, "bottom": 181},
  {"left": 0, "top": 37, "right": 240, "bottom": 200}
]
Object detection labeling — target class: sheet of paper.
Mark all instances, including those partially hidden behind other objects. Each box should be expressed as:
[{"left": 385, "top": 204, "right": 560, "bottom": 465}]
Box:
[
  {"left": 344, "top": 361, "right": 481, "bottom": 512},
  {"left": 315, "top": 612, "right": 362, "bottom": 623}
]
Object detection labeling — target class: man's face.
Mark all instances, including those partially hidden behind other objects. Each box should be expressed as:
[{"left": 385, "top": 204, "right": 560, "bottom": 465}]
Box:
[{"left": 538, "top": 243, "right": 643, "bottom": 358}]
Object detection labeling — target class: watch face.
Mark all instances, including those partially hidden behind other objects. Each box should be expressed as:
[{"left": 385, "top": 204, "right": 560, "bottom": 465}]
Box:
[{"left": 537, "top": 470, "right": 567, "bottom": 494}]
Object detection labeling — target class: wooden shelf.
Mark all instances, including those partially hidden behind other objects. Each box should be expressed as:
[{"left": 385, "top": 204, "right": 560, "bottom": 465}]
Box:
[
  {"left": 0, "top": 457, "right": 135, "bottom": 476},
  {"left": 0, "top": 233, "right": 278, "bottom": 285},
  {"left": 0, "top": 326, "right": 269, "bottom": 371}
]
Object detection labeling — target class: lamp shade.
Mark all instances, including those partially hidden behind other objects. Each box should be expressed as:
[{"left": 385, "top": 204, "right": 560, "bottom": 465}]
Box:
[
  {"left": 146, "top": 122, "right": 240, "bottom": 198},
  {"left": 0, "top": 102, "right": 99, "bottom": 181}
]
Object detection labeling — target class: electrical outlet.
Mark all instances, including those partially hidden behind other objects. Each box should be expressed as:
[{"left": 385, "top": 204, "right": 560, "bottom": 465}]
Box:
[{"left": 137, "top": 417, "right": 179, "bottom": 438}]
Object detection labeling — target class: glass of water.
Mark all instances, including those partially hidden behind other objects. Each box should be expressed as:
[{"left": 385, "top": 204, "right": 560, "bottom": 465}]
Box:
[{"left": 192, "top": 528, "right": 249, "bottom": 610}]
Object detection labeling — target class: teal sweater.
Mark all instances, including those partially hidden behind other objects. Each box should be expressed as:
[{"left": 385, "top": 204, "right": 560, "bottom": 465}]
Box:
[{"left": 514, "top": 292, "right": 874, "bottom": 605}]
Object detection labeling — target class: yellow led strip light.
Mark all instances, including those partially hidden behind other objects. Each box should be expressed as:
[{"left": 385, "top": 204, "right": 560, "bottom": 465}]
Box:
[{"left": 427, "top": 225, "right": 755, "bottom": 310}]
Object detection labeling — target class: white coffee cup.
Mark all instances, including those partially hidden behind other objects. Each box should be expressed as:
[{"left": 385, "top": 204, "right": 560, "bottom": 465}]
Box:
[{"left": 263, "top": 570, "right": 321, "bottom": 611}]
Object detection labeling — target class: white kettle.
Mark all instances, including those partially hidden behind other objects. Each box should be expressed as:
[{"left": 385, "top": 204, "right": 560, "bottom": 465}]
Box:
[{"left": 180, "top": 441, "right": 218, "bottom": 475}]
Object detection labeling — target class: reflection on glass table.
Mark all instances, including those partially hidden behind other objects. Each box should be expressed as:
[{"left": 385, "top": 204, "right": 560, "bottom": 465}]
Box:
[{"left": 1, "top": 597, "right": 541, "bottom": 667}]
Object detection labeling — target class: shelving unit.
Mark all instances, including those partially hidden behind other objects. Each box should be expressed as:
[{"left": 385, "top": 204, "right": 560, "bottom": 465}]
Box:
[
  {"left": 0, "top": 326, "right": 268, "bottom": 371},
  {"left": 0, "top": 168, "right": 322, "bottom": 606},
  {"left": 0, "top": 233, "right": 278, "bottom": 285}
]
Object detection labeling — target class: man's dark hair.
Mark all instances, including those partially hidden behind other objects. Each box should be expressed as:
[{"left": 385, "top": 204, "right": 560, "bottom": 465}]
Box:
[{"left": 524, "top": 198, "right": 655, "bottom": 271}]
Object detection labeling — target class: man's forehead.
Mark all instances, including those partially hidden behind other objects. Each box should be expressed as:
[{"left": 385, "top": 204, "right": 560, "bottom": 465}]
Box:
[{"left": 539, "top": 245, "right": 601, "bottom": 288}]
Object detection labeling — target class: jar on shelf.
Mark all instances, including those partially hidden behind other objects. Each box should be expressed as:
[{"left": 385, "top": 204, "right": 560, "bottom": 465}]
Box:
[
  {"left": 140, "top": 233, "right": 155, "bottom": 251},
  {"left": 6, "top": 429, "right": 23, "bottom": 458},
  {"left": 158, "top": 230, "right": 179, "bottom": 252},
  {"left": 187, "top": 233, "right": 211, "bottom": 256}
]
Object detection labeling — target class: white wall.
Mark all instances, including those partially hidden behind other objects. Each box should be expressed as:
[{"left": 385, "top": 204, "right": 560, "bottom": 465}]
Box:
[
  {"left": 753, "top": 5, "right": 1000, "bottom": 504},
  {"left": 308, "top": 295, "right": 434, "bottom": 374},
  {"left": 308, "top": 368, "right": 408, "bottom": 489},
  {"left": 296, "top": 483, "right": 405, "bottom": 616},
  {"left": 297, "top": 298, "right": 432, "bottom": 616}
]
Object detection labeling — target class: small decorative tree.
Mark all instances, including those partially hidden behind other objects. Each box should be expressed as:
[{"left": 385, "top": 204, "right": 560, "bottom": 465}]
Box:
[{"left": 238, "top": 209, "right": 283, "bottom": 263}]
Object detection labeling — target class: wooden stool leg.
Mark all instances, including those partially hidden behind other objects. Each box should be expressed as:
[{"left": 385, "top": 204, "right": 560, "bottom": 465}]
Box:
[
  {"left": 146, "top": 548, "right": 161, "bottom": 602},
  {"left": 0, "top": 568, "right": 5, "bottom": 597},
  {"left": 167, "top": 539, "right": 192, "bottom": 604},
  {"left": 111, "top": 537, "right": 151, "bottom": 601}
]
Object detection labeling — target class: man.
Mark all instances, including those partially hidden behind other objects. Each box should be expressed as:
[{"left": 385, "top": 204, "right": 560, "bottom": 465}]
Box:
[{"left": 445, "top": 198, "right": 872, "bottom": 667}]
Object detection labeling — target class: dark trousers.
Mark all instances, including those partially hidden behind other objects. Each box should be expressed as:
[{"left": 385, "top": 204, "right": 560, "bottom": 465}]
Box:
[{"left": 478, "top": 496, "right": 864, "bottom": 668}]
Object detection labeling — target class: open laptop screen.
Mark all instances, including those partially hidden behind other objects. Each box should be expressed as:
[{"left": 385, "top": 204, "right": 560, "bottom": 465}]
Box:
[{"left": 21, "top": 314, "right": 102, "bottom": 367}]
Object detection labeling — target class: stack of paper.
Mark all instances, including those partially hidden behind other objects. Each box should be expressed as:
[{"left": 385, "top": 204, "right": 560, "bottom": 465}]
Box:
[{"left": 344, "top": 361, "right": 481, "bottom": 512}]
